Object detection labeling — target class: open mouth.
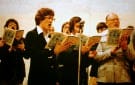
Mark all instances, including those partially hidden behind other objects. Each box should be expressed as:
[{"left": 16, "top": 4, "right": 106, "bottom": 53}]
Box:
[{"left": 48, "top": 23, "right": 52, "bottom": 27}]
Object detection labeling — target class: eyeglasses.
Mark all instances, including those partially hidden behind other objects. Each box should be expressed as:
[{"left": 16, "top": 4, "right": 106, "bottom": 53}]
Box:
[
  {"left": 107, "top": 18, "right": 119, "bottom": 22},
  {"left": 44, "top": 16, "right": 55, "bottom": 21}
]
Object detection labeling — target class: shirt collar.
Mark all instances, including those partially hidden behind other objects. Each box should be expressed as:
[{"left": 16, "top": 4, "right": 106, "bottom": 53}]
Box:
[
  {"left": 36, "top": 25, "right": 51, "bottom": 39},
  {"left": 37, "top": 26, "right": 43, "bottom": 35}
]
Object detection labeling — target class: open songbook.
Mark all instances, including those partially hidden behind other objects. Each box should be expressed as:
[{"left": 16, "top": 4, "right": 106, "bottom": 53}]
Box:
[
  {"left": 120, "top": 28, "right": 134, "bottom": 37},
  {"left": 46, "top": 32, "right": 101, "bottom": 51},
  {"left": 45, "top": 32, "right": 66, "bottom": 49},
  {"left": 80, "top": 34, "right": 89, "bottom": 45},
  {"left": 46, "top": 32, "right": 90, "bottom": 50},
  {"left": 107, "top": 28, "right": 122, "bottom": 46},
  {"left": 107, "top": 28, "right": 134, "bottom": 46},
  {"left": 85, "top": 36, "right": 101, "bottom": 50},
  {"left": 61, "top": 35, "right": 80, "bottom": 50},
  {"left": 61, "top": 34, "right": 89, "bottom": 50},
  {"left": 2, "top": 28, "right": 24, "bottom": 46}
]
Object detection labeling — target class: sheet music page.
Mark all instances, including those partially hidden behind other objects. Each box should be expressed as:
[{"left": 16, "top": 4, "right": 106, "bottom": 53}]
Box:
[
  {"left": 3, "top": 28, "right": 16, "bottom": 46},
  {"left": 45, "top": 32, "right": 66, "bottom": 49}
]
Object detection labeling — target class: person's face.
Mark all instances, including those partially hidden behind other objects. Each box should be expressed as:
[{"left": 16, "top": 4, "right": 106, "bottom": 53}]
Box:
[
  {"left": 74, "top": 22, "right": 81, "bottom": 33},
  {"left": 106, "top": 14, "right": 120, "bottom": 28},
  {"left": 98, "top": 28, "right": 106, "bottom": 33},
  {"left": 62, "top": 23, "right": 70, "bottom": 34},
  {"left": 7, "top": 21, "right": 17, "bottom": 30},
  {"left": 40, "top": 15, "right": 55, "bottom": 32}
]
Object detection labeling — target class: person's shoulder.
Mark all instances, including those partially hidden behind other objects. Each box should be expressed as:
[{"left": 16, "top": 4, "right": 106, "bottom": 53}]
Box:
[{"left": 26, "top": 28, "right": 37, "bottom": 35}]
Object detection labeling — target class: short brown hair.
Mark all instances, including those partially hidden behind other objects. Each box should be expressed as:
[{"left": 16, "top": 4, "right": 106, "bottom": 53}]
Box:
[
  {"left": 96, "top": 22, "right": 108, "bottom": 32},
  {"left": 35, "top": 8, "right": 54, "bottom": 25}
]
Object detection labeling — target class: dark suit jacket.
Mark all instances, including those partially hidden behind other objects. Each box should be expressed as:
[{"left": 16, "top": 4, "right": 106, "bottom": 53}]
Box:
[
  {"left": 11, "top": 38, "right": 26, "bottom": 83},
  {"left": 25, "top": 28, "right": 56, "bottom": 85},
  {"left": 57, "top": 49, "right": 92, "bottom": 85},
  {"left": 0, "top": 44, "right": 12, "bottom": 80}
]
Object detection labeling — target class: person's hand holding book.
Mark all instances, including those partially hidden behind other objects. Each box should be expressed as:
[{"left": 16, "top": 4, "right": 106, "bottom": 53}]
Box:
[
  {"left": 54, "top": 41, "right": 72, "bottom": 56},
  {"left": 81, "top": 45, "right": 90, "bottom": 55},
  {"left": 16, "top": 43, "right": 25, "bottom": 51},
  {"left": 0, "top": 38, "right": 5, "bottom": 47}
]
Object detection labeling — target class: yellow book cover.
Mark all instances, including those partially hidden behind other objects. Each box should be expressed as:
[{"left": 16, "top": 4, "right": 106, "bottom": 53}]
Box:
[
  {"left": 3, "top": 28, "right": 24, "bottom": 46},
  {"left": 107, "top": 29, "right": 122, "bottom": 46},
  {"left": 45, "top": 32, "right": 66, "bottom": 49}
]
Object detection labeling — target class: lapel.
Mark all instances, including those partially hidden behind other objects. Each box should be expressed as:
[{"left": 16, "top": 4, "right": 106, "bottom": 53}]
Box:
[{"left": 33, "top": 28, "right": 47, "bottom": 48}]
